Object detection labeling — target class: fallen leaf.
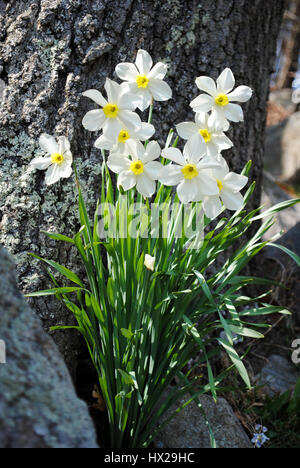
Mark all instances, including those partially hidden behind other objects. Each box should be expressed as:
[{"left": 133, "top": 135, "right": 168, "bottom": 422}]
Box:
[{"left": 92, "top": 384, "right": 106, "bottom": 412}]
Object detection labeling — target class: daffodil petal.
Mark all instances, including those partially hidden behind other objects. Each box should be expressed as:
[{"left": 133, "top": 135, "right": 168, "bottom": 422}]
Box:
[
  {"left": 126, "top": 139, "right": 144, "bottom": 160},
  {"left": 227, "top": 85, "right": 252, "bottom": 103},
  {"left": 183, "top": 136, "right": 206, "bottom": 163},
  {"left": 136, "top": 172, "right": 156, "bottom": 198},
  {"left": 197, "top": 172, "right": 219, "bottom": 196},
  {"left": 116, "top": 141, "right": 130, "bottom": 155},
  {"left": 82, "top": 89, "right": 107, "bottom": 107},
  {"left": 148, "top": 62, "right": 168, "bottom": 80},
  {"left": 107, "top": 154, "right": 131, "bottom": 174},
  {"left": 223, "top": 172, "right": 248, "bottom": 191},
  {"left": 221, "top": 189, "right": 244, "bottom": 211},
  {"left": 212, "top": 134, "right": 233, "bottom": 151},
  {"left": 203, "top": 195, "right": 223, "bottom": 219},
  {"left": 62, "top": 150, "right": 73, "bottom": 164},
  {"left": 211, "top": 155, "right": 229, "bottom": 179},
  {"left": 118, "top": 109, "right": 141, "bottom": 132},
  {"left": 205, "top": 141, "right": 219, "bottom": 158},
  {"left": 143, "top": 141, "right": 161, "bottom": 163},
  {"left": 197, "top": 156, "right": 221, "bottom": 171},
  {"left": 135, "top": 49, "right": 153, "bottom": 75},
  {"left": 217, "top": 68, "right": 235, "bottom": 94},
  {"left": 118, "top": 170, "right": 137, "bottom": 191},
  {"left": 30, "top": 157, "right": 52, "bottom": 170},
  {"left": 195, "top": 112, "right": 209, "bottom": 128},
  {"left": 82, "top": 109, "right": 106, "bottom": 131},
  {"left": 124, "top": 81, "right": 139, "bottom": 94},
  {"left": 58, "top": 162, "right": 73, "bottom": 178},
  {"left": 224, "top": 103, "right": 244, "bottom": 122},
  {"left": 195, "top": 76, "right": 217, "bottom": 96},
  {"left": 148, "top": 79, "right": 172, "bottom": 101},
  {"left": 133, "top": 122, "right": 155, "bottom": 141},
  {"left": 104, "top": 78, "right": 121, "bottom": 103},
  {"left": 176, "top": 122, "right": 198, "bottom": 140},
  {"left": 45, "top": 164, "right": 61, "bottom": 185},
  {"left": 159, "top": 165, "right": 183, "bottom": 185},
  {"left": 102, "top": 118, "right": 123, "bottom": 139},
  {"left": 191, "top": 179, "right": 205, "bottom": 202},
  {"left": 58, "top": 136, "right": 71, "bottom": 155},
  {"left": 208, "top": 110, "right": 228, "bottom": 132},
  {"left": 190, "top": 94, "right": 214, "bottom": 112},
  {"left": 39, "top": 134, "right": 59, "bottom": 155},
  {"left": 94, "top": 134, "right": 114, "bottom": 150},
  {"left": 177, "top": 179, "right": 194, "bottom": 204},
  {"left": 136, "top": 88, "right": 153, "bottom": 111},
  {"left": 118, "top": 90, "right": 140, "bottom": 110},
  {"left": 144, "top": 161, "right": 163, "bottom": 180},
  {"left": 115, "top": 62, "right": 139, "bottom": 81},
  {"left": 162, "top": 147, "right": 186, "bottom": 166}
]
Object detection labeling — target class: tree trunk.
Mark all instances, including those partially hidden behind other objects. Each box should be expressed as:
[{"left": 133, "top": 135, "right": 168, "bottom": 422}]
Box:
[{"left": 0, "top": 0, "right": 284, "bottom": 373}]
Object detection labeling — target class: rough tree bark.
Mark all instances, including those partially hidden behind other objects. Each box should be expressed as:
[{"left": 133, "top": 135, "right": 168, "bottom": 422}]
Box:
[{"left": 0, "top": 0, "right": 284, "bottom": 373}]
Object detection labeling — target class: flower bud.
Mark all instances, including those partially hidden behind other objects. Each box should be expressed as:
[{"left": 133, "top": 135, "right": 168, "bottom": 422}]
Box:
[{"left": 144, "top": 254, "right": 155, "bottom": 272}]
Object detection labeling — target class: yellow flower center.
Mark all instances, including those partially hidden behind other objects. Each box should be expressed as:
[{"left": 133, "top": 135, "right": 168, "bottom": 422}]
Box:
[
  {"left": 51, "top": 153, "right": 64, "bottom": 165},
  {"left": 181, "top": 164, "right": 198, "bottom": 180},
  {"left": 215, "top": 94, "right": 229, "bottom": 107},
  {"left": 118, "top": 129, "right": 130, "bottom": 143},
  {"left": 199, "top": 128, "right": 212, "bottom": 143},
  {"left": 136, "top": 74, "right": 149, "bottom": 88},
  {"left": 130, "top": 160, "right": 144, "bottom": 175},
  {"left": 103, "top": 103, "right": 119, "bottom": 118},
  {"left": 217, "top": 179, "right": 223, "bottom": 191}
]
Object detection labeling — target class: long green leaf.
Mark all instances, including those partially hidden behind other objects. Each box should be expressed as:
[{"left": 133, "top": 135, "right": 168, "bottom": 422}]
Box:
[
  {"left": 267, "top": 242, "right": 300, "bottom": 267},
  {"left": 217, "top": 338, "right": 251, "bottom": 389},
  {"left": 41, "top": 230, "right": 74, "bottom": 244},
  {"left": 25, "top": 287, "right": 84, "bottom": 297},
  {"left": 252, "top": 198, "right": 300, "bottom": 221},
  {"left": 28, "top": 253, "right": 84, "bottom": 287}
]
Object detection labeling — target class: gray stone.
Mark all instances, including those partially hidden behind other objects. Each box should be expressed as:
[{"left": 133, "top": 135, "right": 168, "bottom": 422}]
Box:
[
  {"left": 156, "top": 394, "right": 252, "bottom": 449},
  {"left": 281, "top": 112, "right": 300, "bottom": 179},
  {"left": 264, "top": 119, "right": 288, "bottom": 178},
  {"left": 269, "top": 88, "right": 296, "bottom": 114},
  {"left": 261, "top": 174, "right": 300, "bottom": 241},
  {"left": 261, "top": 223, "right": 300, "bottom": 319},
  {"left": 264, "top": 112, "right": 300, "bottom": 180},
  {"left": 0, "top": 245, "right": 98, "bottom": 448},
  {"left": 264, "top": 221, "right": 300, "bottom": 262},
  {"left": 257, "top": 354, "right": 299, "bottom": 396}
]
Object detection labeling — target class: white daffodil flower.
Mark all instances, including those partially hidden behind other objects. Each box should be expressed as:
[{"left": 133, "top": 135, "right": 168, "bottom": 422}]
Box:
[
  {"left": 30, "top": 134, "right": 73, "bottom": 185},
  {"left": 82, "top": 78, "right": 142, "bottom": 138},
  {"left": 115, "top": 49, "right": 172, "bottom": 111},
  {"left": 107, "top": 139, "right": 162, "bottom": 198},
  {"left": 144, "top": 254, "right": 156, "bottom": 271},
  {"left": 190, "top": 68, "right": 252, "bottom": 130},
  {"left": 176, "top": 111, "right": 233, "bottom": 158},
  {"left": 94, "top": 122, "right": 155, "bottom": 155},
  {"left": 203, "top": 156, "right": 248, "bottom": 219},
  {"left": 160, "top": 140, "right": 221, "bottom": 205}
]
